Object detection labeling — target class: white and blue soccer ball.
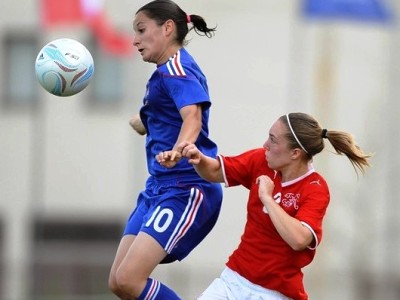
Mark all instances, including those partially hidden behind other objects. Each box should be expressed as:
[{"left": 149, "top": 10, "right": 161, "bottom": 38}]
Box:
[{"left": 35, "top": 38, "right": 94, "bottom": 97}]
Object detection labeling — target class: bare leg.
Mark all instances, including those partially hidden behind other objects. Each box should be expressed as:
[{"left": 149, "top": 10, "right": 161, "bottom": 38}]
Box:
[
  {"left": 109, "top": 232, "right": 168, "bottom": 299},
  {"left": 109, "top": 235, "right": 136, "bottom": 299}
]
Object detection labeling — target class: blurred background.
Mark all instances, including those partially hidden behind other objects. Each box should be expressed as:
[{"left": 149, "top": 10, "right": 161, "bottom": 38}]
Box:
[{"left": 0, "top": 0, "right": 399, "bottom": 299}]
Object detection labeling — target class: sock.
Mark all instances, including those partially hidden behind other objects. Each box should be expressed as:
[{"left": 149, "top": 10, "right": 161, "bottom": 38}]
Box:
[{"left": 137, "top": 278, "right": 181, "bottom": 300}]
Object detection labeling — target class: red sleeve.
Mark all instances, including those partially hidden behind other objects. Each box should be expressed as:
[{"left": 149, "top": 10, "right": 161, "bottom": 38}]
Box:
[
  {"left": 220, "top": 148, "right": 270, "bottom": 190},
  {"left": 296, "top": 177, "right": 330, "bottom": 249}
]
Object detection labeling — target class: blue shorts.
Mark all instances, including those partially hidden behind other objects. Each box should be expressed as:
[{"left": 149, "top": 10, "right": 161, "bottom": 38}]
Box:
[{"left": 124, "top": 175, "right": 223, "bottom": 263}]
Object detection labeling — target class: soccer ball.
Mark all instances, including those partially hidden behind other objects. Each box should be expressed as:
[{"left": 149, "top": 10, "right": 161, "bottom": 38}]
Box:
[{"left": 35, "top": 38, "right": 94, "bottom": 97}]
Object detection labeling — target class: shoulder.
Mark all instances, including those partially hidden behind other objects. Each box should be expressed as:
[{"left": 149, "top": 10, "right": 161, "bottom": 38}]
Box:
[
  {"left": 301, "top": 172, "right": 330, "bottom": 202},
  {"left": 220, "top": 148, "right": 268, "bottom": 188},
  {"left": 158, "top": 48, "right": 197, "bottom": 77},
  {"left": 307, "top": 172, "right": 329, "bottom": 188},
  {"left": 221, "top": 148, "right": 269, "bottom": 175}
]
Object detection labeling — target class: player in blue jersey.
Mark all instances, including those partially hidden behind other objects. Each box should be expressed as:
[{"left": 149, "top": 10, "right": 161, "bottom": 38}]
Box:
[{"left": 108, "top": 1, "right": 222, "bottom": 299}]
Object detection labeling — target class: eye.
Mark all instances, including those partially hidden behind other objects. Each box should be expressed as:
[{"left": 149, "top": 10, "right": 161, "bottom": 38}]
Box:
[{"left": 134, "top": 26, "right": 145, "bottom": 34}]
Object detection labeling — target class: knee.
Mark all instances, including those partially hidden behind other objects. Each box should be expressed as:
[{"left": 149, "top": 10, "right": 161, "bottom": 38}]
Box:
[
  {"left": 108, "top": 271, "right": 121, "bottom": 296},
  {"left": 114, "top": 268, "right": 145, "bottom": 297}
]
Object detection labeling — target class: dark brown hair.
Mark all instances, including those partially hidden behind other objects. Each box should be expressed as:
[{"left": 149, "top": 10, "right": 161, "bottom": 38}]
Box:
[{"left": 136, "top": 0, "right": 216, "bottom": 45}]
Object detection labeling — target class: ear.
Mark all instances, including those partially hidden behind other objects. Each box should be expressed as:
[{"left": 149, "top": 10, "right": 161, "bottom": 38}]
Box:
[
  {"left": 291, "top": 148, "right": 303, "bottom": 160},
  {"left": 163, "top": 19, "right": 175, "bottom": 37}
]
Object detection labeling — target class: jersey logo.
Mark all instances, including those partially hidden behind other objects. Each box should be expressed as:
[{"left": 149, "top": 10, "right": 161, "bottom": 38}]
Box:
[
  {"left": 282, "top": 193, "right": 300, "bottom": 210},
  {"left": 310, "top": 179, "right": 321, "bottom": 185}
]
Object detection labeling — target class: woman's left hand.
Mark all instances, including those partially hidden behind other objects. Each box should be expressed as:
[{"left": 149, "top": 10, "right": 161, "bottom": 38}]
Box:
[{"left": 156, "top": 150, "right": 182, "bottom": 168}]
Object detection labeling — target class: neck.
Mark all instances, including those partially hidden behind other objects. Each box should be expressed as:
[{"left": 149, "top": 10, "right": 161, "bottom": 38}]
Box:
[
  {"left": 280, "top": 162, "right": 311, "bottom": 183},
  {"left": 157, "top": 44, "right": 182, "bottom": 65}
]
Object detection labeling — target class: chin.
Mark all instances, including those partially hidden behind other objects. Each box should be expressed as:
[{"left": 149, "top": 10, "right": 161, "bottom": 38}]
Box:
[
  {"left": 144, "top": 57, "right": 156, "bottom": 64},
  {"left": 140, "top": 54, "right": 150, "bottom": 62}
]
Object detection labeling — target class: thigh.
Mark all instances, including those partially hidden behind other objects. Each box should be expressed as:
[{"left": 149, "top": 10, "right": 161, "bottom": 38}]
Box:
[
  {"left": 118, "top": 231, "right": 168, "bottom": 281},
  {"left": 110, "top": 188, "right": 163, "bottom": 278},
  {"left": 109, "top": 234, "right": 136, "bottom": 278}
]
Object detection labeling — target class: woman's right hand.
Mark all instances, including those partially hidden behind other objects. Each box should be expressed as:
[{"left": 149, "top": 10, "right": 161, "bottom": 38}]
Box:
[{"left": 178, "top": 142, "right": 202, "bottom": 165}]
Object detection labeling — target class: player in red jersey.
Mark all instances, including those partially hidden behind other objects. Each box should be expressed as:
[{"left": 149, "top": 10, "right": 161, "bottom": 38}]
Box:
[{"left": 158, "top": 112, "right": 372, "bottom": 300}]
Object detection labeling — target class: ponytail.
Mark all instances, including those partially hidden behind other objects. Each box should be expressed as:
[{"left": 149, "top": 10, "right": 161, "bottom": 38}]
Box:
[
  {"left": 281, "top": 113, "right": 372, "bottom": 176},
  {"left": 324, "top": 130, "right": 372, "bottom": 175},
  {"left": 187, "top": 14, "right": 216, "bottom": 38}
]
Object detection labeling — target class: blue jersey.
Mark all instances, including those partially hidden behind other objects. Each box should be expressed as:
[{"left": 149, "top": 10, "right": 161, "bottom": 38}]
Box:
[{"left": 140, "top": 48, "right": 217, "bottom": 177}]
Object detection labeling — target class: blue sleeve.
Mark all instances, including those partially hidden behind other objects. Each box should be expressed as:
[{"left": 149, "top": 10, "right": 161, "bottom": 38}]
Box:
[{"left": 162, "top": 75, "right": 211, "bottom": 111}]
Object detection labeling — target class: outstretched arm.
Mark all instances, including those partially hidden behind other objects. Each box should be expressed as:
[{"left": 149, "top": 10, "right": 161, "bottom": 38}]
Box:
[{"left": 178, "top": 142, "right": 224, "bottom": 183}]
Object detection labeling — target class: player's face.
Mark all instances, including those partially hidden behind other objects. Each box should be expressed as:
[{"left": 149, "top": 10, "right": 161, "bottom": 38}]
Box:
[
  {"left": 133, "top": 12, "right": 170, "bottom": 64},
  {"left": 263, "top": 119, "right": 294, "bottom": 171}
]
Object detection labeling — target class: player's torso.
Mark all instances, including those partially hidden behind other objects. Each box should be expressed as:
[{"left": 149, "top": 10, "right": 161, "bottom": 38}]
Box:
[
  {"left": 140, "top": 49, "right": 206, "bottom": 141},
  {"left": 139, "top": 49, "right": 212, "bottom": 176}
]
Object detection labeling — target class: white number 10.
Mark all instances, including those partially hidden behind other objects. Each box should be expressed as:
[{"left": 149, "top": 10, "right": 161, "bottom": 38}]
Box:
[{"left": 146, "top": 206, "right": 174, "bottom": 233}]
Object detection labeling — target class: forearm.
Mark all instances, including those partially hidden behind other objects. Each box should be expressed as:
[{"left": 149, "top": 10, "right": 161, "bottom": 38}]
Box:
[
  {"left": 173, "top": 117, "right": 201, "bottom": 150},
  {"left": 171, "top": 104, "right": 202, "bottom": 151},
  {"left": 194, "top": 154, "right": 224, "bottom": 183},
  {"left": 264, "top": 200, "right": 313, "bottom": 251}
]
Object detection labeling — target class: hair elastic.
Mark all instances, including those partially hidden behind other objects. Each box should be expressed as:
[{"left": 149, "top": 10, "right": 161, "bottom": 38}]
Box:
[
  {"left": 186, "top": 14, "right": 191, "bottom": 23},
  {"left": 321, "top": 129, "right": 328, "bottom": 139},
  {"left": 286, "top": 114, "right": 308, "bottom": 154}
]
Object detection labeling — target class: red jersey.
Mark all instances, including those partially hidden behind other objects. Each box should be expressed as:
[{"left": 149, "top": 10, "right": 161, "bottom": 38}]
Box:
[{"left": 220, "top": 148, "right": 330, "bottom": 300}]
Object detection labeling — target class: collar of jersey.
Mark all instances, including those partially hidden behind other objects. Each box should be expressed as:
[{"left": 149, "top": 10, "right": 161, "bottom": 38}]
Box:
[{"left": 281, "top": 166, "right": 315, "bottom": 187}]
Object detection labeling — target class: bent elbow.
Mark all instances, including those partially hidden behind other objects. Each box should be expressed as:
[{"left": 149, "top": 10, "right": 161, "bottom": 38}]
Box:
[
  {"left": 291, "top": 242, "right": 308, "bottom": 252},
  {"left": 289, "top": 236, "right": 313, "bottom": 251}
]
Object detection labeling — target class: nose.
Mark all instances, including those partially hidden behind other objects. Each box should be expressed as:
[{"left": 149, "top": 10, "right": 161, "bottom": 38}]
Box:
[
  {"left": 132, "top": 34, "right": 140, "bottom": 47},
  {"left": 263, "top": 139, "right": 270, "bottom": 150}
]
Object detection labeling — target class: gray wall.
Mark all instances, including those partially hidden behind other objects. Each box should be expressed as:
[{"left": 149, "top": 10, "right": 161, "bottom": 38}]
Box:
[{"left": 0, "top": 0, "right": 399, "bottom": 299}]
